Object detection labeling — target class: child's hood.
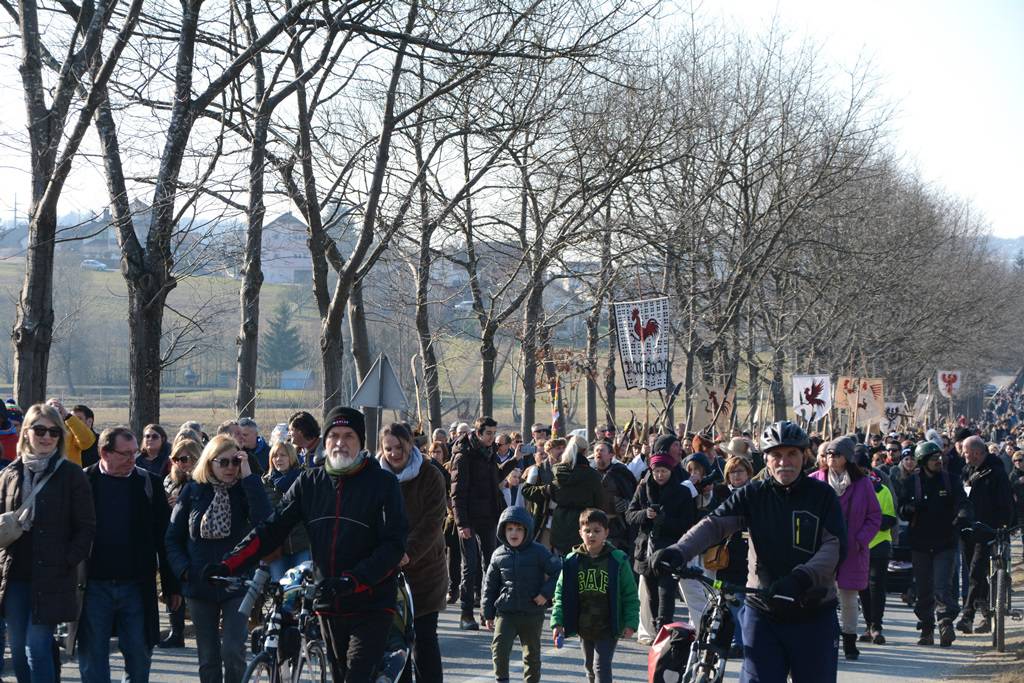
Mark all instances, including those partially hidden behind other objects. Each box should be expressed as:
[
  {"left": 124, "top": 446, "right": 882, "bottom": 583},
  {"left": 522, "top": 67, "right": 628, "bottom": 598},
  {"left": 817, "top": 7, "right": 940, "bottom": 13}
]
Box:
[{"left": 497, "top": 504, "right": 535, "bottom": 548}]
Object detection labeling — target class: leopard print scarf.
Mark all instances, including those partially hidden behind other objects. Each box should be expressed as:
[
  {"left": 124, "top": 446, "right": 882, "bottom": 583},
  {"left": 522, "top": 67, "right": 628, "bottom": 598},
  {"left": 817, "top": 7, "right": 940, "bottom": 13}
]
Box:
[{"left": 200, "top": 479, "right": 238, "bottom": 540}]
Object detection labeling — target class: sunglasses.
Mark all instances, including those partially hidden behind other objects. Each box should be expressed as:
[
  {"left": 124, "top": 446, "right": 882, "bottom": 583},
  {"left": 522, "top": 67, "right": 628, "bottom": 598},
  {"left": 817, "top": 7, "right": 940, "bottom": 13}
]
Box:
[
  {"left": 29, "top": 425, "right": 62, "bottom": 438},
  {"left": 172, "top": 456, "right": 195, "bottom": 463},
  {"left": 1014, "top": 459, "right": 1023, "bottom": 464},
  {"left": 214, "top": 457, "right": 242, "bottom": 468}
]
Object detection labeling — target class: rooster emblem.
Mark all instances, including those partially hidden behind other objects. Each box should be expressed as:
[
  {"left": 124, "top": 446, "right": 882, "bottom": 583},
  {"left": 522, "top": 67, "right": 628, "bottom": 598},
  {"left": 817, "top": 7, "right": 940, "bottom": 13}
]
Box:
[
  {"left": 630, "top": 308, "right": 659, "bottom": 343},
  {"left": 703, "top": 390, "right": 732, "bottom": 417},
  {"left": 799, "top": 379, "right": 827, "bottom": 411},
  {"left": 940, "top": 372, "right": 959, "bottom": 397},
  {"left": 857, "top": 381, "right": 882, "bottom": 411}
]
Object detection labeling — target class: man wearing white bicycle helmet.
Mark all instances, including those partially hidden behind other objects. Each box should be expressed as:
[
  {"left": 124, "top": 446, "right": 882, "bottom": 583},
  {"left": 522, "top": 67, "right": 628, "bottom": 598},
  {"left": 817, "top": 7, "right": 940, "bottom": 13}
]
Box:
[{"left": 652, "top": 420, "right": 847, "bottom": 682}]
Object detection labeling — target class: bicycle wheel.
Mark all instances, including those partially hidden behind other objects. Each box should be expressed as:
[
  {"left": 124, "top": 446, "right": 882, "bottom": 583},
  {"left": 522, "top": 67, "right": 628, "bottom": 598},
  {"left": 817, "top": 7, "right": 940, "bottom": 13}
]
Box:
[
  {"left": 242, "top": 652, "right": 277, "bottom": 683},
  {"left": 294, "top": 640, "right": 327, "bottom": 683},
  {"left": 995, "top": 568, "right": 1008, "bottom": 652}
]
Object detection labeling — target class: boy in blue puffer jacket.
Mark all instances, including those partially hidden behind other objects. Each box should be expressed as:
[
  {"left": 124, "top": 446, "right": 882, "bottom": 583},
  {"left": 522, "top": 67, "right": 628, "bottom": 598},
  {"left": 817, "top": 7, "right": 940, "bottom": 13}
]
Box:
[{"left": 483, "top": 505, "right": 562, "bottom": 683}]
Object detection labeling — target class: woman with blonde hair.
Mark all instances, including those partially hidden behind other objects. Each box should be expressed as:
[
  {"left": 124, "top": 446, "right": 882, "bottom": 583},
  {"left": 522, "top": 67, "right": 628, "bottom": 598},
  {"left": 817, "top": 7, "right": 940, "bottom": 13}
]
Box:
[
  {"left": 261, "top": 440, "right": 310, "bottom": 581},
  {"left": 165, "top": 435, "right": 271, "bottom": 683},
  {"left": 0, "top": 403, "right": 95, "bottom": 683}
]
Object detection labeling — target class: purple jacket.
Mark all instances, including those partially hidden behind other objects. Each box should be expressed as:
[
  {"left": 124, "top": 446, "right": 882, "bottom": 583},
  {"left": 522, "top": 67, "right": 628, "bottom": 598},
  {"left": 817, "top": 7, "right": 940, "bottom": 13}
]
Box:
[{"left": 809, "top": 470, "right": 881, "bottom": 590}]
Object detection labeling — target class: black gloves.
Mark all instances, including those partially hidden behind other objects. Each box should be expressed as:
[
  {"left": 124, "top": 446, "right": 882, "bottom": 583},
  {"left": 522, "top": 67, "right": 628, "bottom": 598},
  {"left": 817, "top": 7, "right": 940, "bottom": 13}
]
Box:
[
  {"left": 313, "top": 575, "right": 357, "bottom": 611},
  {"left": 768, "top": 569, "right": 813, "bottom": 606},
  {"left": 201, "top": 562, "right": 231, "bottom": 586},
  {"left": 649, "top": 547, "right": 685, "bottom": 576}
]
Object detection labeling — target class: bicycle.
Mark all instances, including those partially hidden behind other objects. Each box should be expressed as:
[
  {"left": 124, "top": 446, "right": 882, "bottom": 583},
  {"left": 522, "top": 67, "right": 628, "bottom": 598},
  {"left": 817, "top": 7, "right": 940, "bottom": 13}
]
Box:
[
  {"left": 213, "top": 562, "right": 328, "bottom": 683},
  {"left": 974, "top": 523, "right": 1022, "bottom": 652},
  {"left": 659, "top": 567, "right": 788, "bottom": 683}
]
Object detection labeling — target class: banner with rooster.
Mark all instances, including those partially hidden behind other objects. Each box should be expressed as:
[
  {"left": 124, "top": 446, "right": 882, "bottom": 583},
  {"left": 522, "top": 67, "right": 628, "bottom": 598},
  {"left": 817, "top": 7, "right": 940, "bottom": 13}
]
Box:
[
  {"left": 792, "top": 375, "right": 831, "bottom": 422},
  {"left": 613, "top": 297, "right": 669, "bottom": 390},
  {"left": 835, "top": 376, "right": 859, "bottom": 410},
  {"left": 692, "top": 383, "right": 735, "bottom": 435},
  {"left": 856, "top": 378, "right": 886, "bottom": 427},
  {"left": 936, "top": 370, "right": 961, "bottom": 398}
]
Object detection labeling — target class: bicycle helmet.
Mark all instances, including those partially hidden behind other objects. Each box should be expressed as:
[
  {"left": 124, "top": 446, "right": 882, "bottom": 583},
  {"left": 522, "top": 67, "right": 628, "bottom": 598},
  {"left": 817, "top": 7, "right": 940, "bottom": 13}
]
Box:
[
  {"left": 760, "top": 420, "right": 809, "bottom": 452},
  {"left": 914, "top": 440, "right": 942, "bottom": 465}
]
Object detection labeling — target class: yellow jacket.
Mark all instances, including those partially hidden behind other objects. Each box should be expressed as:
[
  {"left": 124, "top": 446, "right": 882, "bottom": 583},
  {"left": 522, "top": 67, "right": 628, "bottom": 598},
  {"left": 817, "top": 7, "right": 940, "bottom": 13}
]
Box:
[{"left": 63, "top": 414, "right": 96, "bottom": 467}]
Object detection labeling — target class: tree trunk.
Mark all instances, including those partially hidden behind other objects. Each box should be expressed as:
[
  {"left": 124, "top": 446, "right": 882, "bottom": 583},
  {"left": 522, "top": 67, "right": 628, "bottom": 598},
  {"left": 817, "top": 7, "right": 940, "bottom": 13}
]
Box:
[
  {"left": 126, "top": 284, "right": 166, "bottom": 435},
  {"left": 771, "top": 346, "right": 787, "bottom": 422},
  {"left": 585, "top": 308, "right": 599, "bottom": 438},
  {"left": 520, "top": 284, "right": 544, "bottom": 433},
  {"left": 480, "top": 323, "right": 498, "bottom": 418},
  {"left": 604, "top": 302, "right": 617, "bottom": 424},
  {"left": 415, "top": 248, "right": 442, "bottom": 430},
  {"left": 234, "top": 114, "right": 269, "bottom": 418},
  {"left": 13, "top": 208, "right": 57, "bottom": 408}
]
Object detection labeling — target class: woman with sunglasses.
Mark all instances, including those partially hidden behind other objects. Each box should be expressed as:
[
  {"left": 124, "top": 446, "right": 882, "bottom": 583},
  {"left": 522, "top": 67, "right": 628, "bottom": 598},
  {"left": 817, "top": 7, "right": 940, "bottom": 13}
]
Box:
[
  {"left": 165, "top": 435, "right": 271, "bottom": 683},
  {"left": 0, "top": 404, "right": 96, "bottom": 683},
  {"left": 137, "top": 424, "right": 171, "bottom": 478},
  {"left": 261, "top": 441, "right": 310, "bottom": 581},
  {"left": 158, "top": 439, "right": 202, "bottom": 649}
]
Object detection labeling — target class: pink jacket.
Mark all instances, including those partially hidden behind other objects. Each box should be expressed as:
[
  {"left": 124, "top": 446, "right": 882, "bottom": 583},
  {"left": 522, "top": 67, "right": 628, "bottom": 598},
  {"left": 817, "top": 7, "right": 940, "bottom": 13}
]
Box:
[{"left": 809, "top": 470, "right": 881, "bottom": 590}]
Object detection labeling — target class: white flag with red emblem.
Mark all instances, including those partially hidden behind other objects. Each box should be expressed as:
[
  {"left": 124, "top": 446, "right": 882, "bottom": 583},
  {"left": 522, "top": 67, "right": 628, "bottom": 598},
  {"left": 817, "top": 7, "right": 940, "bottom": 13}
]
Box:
[{"left": 937, "top": 370, "right": 961, "bottom": 399}]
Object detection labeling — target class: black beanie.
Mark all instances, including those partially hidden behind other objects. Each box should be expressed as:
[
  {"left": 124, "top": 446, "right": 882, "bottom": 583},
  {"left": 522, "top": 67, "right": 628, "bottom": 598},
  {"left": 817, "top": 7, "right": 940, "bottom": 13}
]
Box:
[
  {"left": 653, "top": 434, "right": 678, "bottom": 456},
  {"left": 953, "top": 427, "right": 972, "bottom": 443},
  {"left": 322, "top": 406, "right": 366, "bottom": 448}
]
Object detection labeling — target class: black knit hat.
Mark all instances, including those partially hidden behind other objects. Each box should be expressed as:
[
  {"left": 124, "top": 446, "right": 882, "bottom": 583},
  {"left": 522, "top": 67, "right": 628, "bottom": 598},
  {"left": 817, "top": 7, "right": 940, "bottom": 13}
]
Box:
[
  {"left": 953, "top": 427, "right": 973, "bottom": 443},
  {"left": 652, "top": 434, "right": 678, "bottom": 456},
  {"left": 322, "top": 406, "right": 366, "bottom": 448}
]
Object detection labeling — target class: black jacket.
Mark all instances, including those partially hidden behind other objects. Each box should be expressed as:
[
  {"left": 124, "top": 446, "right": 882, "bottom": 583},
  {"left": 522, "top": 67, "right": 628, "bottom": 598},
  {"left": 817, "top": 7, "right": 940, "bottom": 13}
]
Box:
[
  {"left": 84, "top": 465, "right": 178, "bottom": 648},
  {"left": 224, "top": 456, "right": 408, "bottom": 614},
  {"left": 450, "top": 433, "right": 504, "bottom": 531},
  {"left": 482, "top": 506, "right": 561, "bottom": 620},
  {"left": 597, "top": 461, "right": 637, "bottom": 552},
  {"left": 897, "top": 467, "right": 968, "bottom": 553},
  {"left": 965, "top": 453, "right": 1014, "bottom": 529},
  {"left": 1010, "top": 468, "right": 1024, "bottom": 524},
  {"left": 626, "top": 468, "right": 699, "bottom": 575}
]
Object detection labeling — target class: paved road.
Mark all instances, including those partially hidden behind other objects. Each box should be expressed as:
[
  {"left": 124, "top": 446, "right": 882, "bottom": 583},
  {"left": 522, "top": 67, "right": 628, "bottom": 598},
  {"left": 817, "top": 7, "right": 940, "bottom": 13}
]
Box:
[{"left": 54, "top": 586, "right": 1009, "bottom": 683}]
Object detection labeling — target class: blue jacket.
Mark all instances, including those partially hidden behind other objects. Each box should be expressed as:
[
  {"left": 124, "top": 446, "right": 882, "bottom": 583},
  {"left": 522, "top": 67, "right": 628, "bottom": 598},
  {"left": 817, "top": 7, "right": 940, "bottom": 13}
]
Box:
[
  {"left": 165, "top": 474, "right": 272, "bottom": 603},
  {"left": 483, "top": 506, "right": 561, "bottom": 620}
]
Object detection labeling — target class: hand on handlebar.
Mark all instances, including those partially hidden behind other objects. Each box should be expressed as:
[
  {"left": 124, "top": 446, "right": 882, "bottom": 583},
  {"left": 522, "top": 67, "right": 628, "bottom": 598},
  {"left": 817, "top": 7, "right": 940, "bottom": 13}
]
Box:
[
  {"left": 649, "top": 547, "right": 685, "bottom": 576},
  {"left": 201, "top": 562, "right": 231, "bottom": 586},
  {"left": 313, "top": 575, "right": 357, "bottom": 611},
  {"left": 767, "top": 570, "right": 812, "bottom": 606}
]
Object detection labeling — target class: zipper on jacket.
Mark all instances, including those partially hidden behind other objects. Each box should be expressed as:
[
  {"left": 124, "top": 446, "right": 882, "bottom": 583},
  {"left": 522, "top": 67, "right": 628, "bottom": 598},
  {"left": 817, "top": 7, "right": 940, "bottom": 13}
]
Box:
[{"left": 329, "top": 478, "right": 343, "bottom": 576}]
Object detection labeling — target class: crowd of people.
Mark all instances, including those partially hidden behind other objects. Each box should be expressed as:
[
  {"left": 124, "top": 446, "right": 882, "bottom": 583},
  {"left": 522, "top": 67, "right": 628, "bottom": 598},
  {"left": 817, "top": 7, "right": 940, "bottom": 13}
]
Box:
[{"left": 0, "top": 389, "right": 1019, "bottom": 683}]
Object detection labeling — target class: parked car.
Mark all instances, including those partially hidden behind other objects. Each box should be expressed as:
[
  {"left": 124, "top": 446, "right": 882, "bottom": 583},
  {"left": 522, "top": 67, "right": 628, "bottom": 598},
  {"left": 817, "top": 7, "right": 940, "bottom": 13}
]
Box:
[
  {"left": 983, "top": 383, "right": 998, "bottom": 397},
  {"left": 79, "top": 259, "right": 107, "bottom": 271}
]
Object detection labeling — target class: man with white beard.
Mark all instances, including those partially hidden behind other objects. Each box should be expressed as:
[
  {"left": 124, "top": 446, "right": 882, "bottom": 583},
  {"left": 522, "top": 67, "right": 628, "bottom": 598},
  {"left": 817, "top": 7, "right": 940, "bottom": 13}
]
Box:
[{"left": 212, "top": 406, "right": 408, "bottom": 683}]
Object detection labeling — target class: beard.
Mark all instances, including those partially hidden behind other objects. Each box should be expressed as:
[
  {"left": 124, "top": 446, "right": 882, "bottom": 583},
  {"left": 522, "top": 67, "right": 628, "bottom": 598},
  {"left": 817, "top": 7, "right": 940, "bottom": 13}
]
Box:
[{"left": 326, "top": 450, "right": 359, "bottom": 470}]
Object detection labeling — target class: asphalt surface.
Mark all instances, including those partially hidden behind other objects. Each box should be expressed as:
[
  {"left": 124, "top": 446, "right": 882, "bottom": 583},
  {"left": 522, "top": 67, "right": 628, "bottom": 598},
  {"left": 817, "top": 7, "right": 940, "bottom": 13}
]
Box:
[{"left": 52, "top": 580, "right": 1012, "bottom": 683}]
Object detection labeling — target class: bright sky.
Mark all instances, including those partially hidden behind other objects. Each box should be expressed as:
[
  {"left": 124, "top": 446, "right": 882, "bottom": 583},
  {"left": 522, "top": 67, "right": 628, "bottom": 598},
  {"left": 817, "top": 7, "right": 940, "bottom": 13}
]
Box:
[
  {"left": 0, "top": 1, "right": 1022, "bottom": 236},
  {"left": 698, "top": 0, "right": 1024, "bottom": 238}
]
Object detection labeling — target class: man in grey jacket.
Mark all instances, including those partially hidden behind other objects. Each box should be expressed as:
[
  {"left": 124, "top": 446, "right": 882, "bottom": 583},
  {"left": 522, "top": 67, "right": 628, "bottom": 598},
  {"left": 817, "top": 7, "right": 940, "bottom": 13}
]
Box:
[{"left": 652, "top": 420, "right": 847, "bottom": 683}]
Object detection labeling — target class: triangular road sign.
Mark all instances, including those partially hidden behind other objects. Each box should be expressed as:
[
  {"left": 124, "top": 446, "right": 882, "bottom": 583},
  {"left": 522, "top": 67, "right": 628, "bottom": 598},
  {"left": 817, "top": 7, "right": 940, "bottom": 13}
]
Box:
[{"left": 350, "top": 354, "right": 408, "bottom": 410}]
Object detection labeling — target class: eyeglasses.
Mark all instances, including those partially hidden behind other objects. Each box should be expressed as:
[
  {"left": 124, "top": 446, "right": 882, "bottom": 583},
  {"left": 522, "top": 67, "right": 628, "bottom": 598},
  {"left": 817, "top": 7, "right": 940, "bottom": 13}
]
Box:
[
  {"left": 110, "top": 449, "right": 139, "bottom": 458},
  {"left": 214, "top": 457, "right": 242, "bottom": 468},
  {"left": 886, "top": 448, "right": 900, "bottom": 453},
  {"left": 172, "top": 456, "right": 195, "bottom": 463},
  {"left": 143, "top": 433, "right": 161, "bottom": 440},
  {"left": 29, "top": 425, "right": 62, "bottom": 438}
]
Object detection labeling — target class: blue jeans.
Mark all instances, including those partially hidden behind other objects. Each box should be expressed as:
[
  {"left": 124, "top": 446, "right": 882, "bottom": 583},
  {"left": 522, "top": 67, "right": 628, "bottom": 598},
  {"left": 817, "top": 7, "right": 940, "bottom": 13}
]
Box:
[
  {"left": 77, "top": 580, "right": 151, "bottom": 683},
  {"left": 911, "top": 548, "right": 958, "bottom": 627},
  {"left": 728, "top": 598, "right": 745, "bottom": 648},
  {"left": 267, "top": 549, "right": 312, "bottom": 582},
  {"left": 579, "top": 638, "right": 616, "bottom": 683},
  {"left": 2, "top": 580, "right": 57, "bottom": 683},
  {"left": 740, "top": 606, "right": 838, "bottom": 683}
]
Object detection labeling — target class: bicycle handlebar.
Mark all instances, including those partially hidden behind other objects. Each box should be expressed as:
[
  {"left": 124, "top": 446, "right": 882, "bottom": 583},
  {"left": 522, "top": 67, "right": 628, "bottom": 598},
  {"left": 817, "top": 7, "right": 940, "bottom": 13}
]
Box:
[{"left": 670, "top": 566, "right": 793, "bottom": 602}]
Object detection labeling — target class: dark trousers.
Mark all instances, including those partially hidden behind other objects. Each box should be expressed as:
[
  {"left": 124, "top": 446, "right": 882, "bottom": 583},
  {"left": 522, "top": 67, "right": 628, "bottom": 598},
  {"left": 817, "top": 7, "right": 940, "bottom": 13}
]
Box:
[
  {"left": 167, "top": 600, "right": 185, "bottom": 638},
  {"left": 579, "top": 638, "right": 617, "bottom": 683},
  {"left": 645, "top": 573, "right": 677, "bottom": 631},
  {"left": 460, "top": 525, "right": 497, "bottom": 615},
  {"left": 739, "top": 607, "right": 838, "bottom": 683},
  {"left": 445, "top": 526, "right": 461, "bottom": 598},
  {"left": 858, "top": 554, "right": 889, "bottom": 630},
  {"left": 398, "top": 612, "right": 442, "bottom": 683},
  {"left": 911, "top": 547, "right": 958, "bottom": 628},
  {"left": 319, "top": 612, "right": 392, "bottom": 683},
  {"left": 962, "top": 541, "right": 992, "bottom": 616}
]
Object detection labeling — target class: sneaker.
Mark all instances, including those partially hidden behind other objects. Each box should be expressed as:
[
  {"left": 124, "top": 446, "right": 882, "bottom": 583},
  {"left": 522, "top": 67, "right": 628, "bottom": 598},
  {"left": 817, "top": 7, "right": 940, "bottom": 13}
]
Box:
[
  {"left": 917, "top": 629, "right": 935, "bottom": 646},
  {"left": 973, "top": 615, "right": 991, "bottom": 634},
  {"left": 459, "top": 617, "right": 480, "bottom": 631},
  {"left": 872, "top": 631, "right": 886, "bottom": 645},
  {"left": 446, "top": 592, "right": 458, "bottom": 605},
  {"left": 939, "top": 624, "right": 956, "bottom": 648},
  {"left": 858, "top": 631, "right": 873, "bottom": 643},
  {"left": 956, "top": 616, "right": 973, "bottom": 634},
  {"left": 157, "top": 634, "right": 185, "bottom": 649}
]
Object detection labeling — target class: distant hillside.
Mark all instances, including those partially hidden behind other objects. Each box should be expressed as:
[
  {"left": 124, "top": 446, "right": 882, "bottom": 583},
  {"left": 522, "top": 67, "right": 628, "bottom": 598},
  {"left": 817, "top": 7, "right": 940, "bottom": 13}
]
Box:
[{"left": 987, "top": 236, "right": 1024, "bottom": 263}]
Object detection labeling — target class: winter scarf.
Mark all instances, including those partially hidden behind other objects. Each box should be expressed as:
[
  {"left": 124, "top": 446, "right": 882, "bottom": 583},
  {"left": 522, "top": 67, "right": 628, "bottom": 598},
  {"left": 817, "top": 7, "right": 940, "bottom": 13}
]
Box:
[
  {"left": 200, "top": 477, "right": 240, "bottom": 540},
  {"left": 268, "top": 466, "right": 301, "bottom": 494},
  {"left": 19, "top": 449, "right": 60, "bottom": 530},
  {"left": 828, "top": 468, "right": 851, "bottom": 498},
  {"left": 378, "top": 446, "right": 423, "bottom": 483}
]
